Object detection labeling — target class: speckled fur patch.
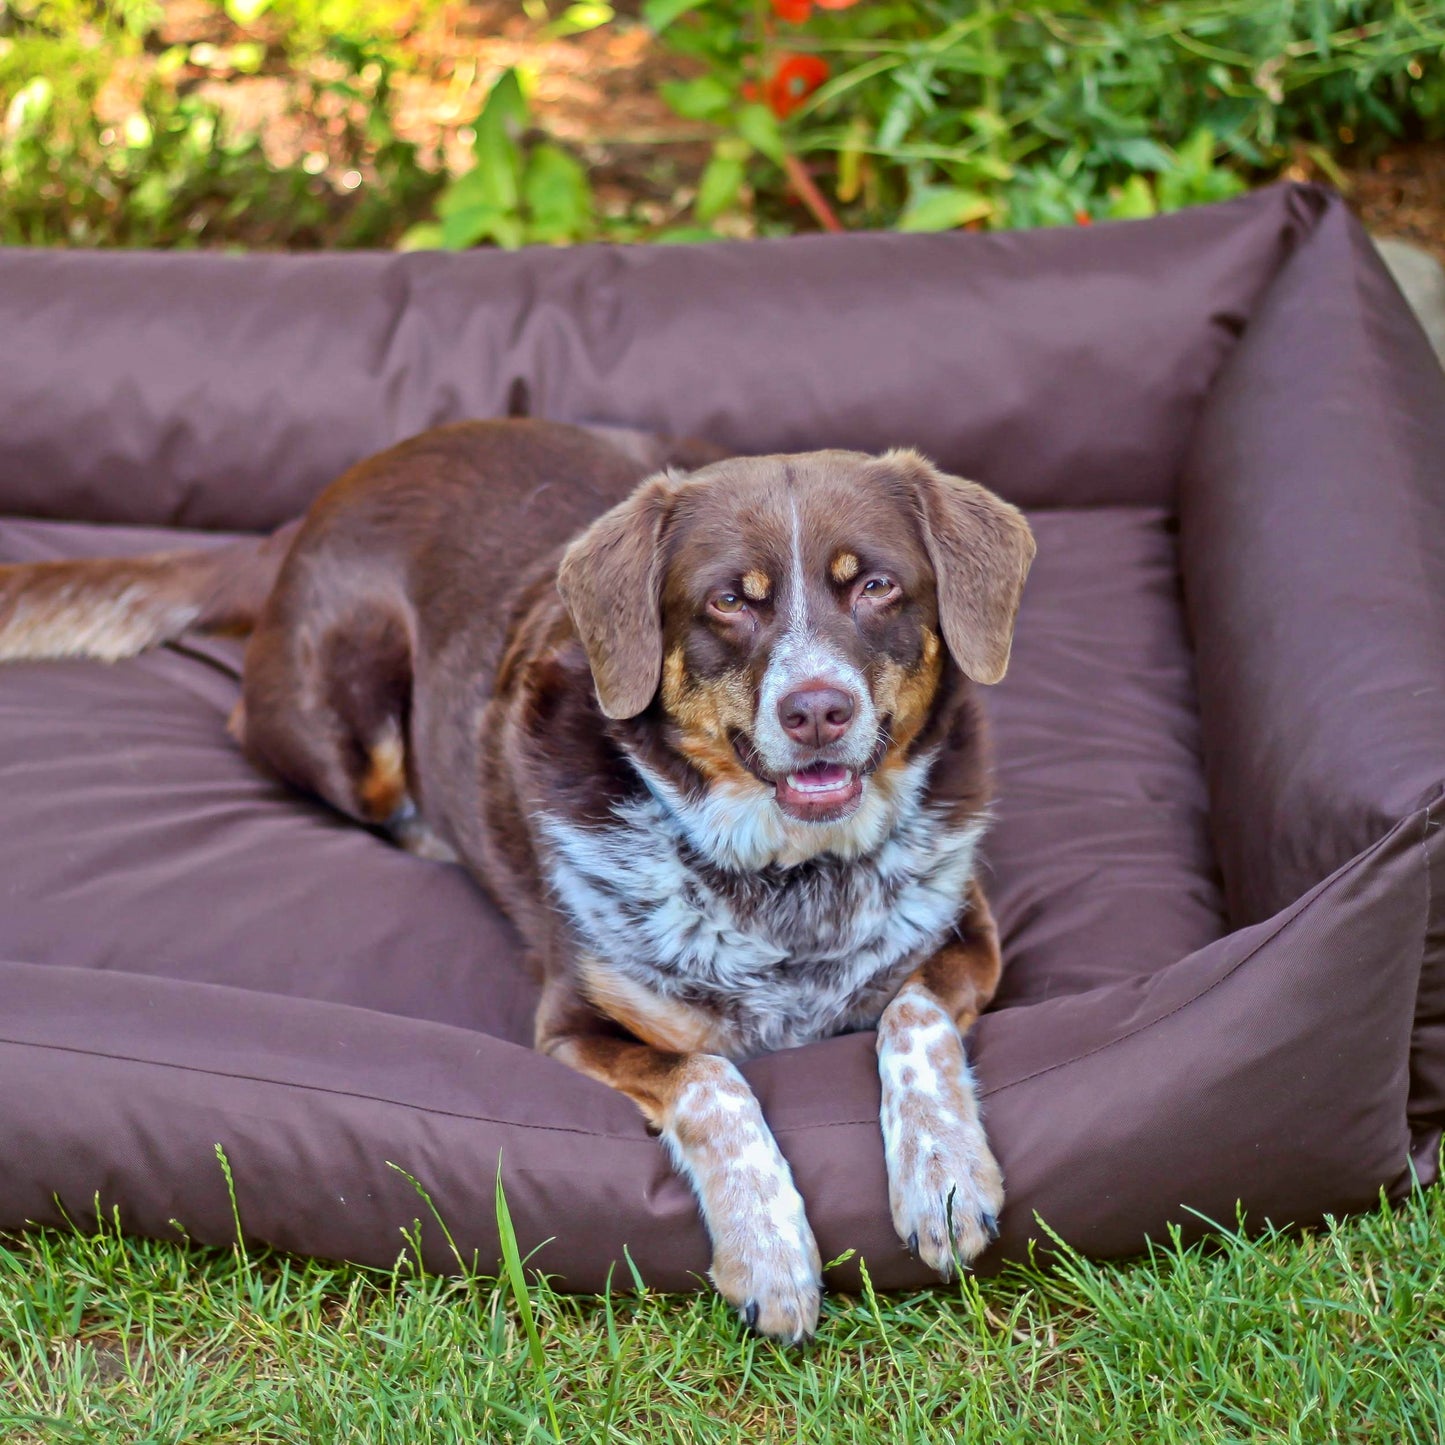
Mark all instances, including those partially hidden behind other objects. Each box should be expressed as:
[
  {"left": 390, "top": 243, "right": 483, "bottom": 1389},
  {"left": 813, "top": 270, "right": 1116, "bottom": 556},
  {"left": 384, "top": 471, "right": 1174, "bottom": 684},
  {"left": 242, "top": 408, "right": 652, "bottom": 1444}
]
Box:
[{"left": 542, "top": 751, "right": 985, "bottom": 1059}]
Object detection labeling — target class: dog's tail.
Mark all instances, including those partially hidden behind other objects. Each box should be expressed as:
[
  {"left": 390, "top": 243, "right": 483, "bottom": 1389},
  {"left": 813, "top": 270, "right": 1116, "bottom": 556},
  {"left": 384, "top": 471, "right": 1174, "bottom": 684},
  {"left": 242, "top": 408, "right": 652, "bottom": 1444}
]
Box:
[{"left": 0, "top": 520, "right": 302, "bottom": 663}]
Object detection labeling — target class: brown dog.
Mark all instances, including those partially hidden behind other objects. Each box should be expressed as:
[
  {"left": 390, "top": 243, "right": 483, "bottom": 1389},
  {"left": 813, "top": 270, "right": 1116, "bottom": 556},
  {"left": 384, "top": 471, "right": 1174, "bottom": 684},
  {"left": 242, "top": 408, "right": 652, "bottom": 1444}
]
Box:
[{"left": 0, "top": 418, "right": 1034, "bottom": 1342}]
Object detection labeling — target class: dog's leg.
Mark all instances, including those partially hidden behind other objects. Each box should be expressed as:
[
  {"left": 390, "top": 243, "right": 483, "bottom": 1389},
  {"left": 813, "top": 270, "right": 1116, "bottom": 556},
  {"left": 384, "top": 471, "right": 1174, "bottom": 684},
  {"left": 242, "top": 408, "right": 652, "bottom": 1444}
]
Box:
[
  {"left": 876, "top": 879, "right": 1005, "bottom": 1278},
  {"left": 535, "top": 981, "right": 822, "bottom": 1343},
  {"left": 239, "top": 605, "right": 417, "bottom": 830}
]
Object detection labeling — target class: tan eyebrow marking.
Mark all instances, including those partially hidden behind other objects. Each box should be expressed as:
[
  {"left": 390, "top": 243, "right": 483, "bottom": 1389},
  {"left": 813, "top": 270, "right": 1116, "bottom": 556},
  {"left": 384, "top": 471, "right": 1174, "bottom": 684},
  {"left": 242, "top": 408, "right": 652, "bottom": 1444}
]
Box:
[
  {"left": 830, "top": 551, "right": 860, "bottom": 584},
  {"left": 741, "top": 570, "right": 771, "bottom": 601}
]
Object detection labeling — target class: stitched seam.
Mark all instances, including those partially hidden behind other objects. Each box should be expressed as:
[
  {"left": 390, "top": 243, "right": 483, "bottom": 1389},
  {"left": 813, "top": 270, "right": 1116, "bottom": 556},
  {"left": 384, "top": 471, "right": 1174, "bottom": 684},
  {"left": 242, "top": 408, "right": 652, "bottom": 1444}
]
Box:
[
  {"left": 984, "top": 812, "right": 1419, "bottom": 1098},
  {"left": 0, "top": 1034, "right": 884, "bottom": 1136},
  {"left": 8, "top": 824, "right": 1422, "bottom": 1123},
  {"left": 0, "top": 1036, "right": 655, "bottom": 1143},
  {"left": 1406, "top": 784, "right": 1444, "bottom": 1133}
]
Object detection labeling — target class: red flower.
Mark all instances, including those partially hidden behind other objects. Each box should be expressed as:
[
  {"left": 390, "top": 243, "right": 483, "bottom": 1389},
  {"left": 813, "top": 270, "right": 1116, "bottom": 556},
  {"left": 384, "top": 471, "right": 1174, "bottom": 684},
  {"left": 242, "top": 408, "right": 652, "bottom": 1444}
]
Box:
[
  {"left": 771, "top": 0, "right": 859, "bottom": 16},
  {"left": 1073, "top": 209, "right": 1093, "bottom": 226},
  {"left": 767, "top": 54, "right": 830, "bottom": 119}
]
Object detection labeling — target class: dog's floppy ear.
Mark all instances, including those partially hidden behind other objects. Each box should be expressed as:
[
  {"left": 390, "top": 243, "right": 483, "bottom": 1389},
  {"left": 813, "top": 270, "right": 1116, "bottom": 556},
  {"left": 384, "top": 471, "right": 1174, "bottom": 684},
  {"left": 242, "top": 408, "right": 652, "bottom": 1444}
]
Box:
[
  {"left": 558, "top": 473, "right": 675, "bottom": 719},
  {"left": 884, "top": 449, "right": 1035, "bottom": 685}
]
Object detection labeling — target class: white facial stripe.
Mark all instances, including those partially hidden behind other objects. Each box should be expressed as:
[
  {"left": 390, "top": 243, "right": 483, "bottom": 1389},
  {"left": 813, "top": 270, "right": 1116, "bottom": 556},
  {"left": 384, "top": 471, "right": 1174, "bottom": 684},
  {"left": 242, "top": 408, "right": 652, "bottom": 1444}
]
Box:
[
  {"left": 786, "top": 492, "right": 808, "bottom": 637},
  {"left": 751, "top": 489, "right": 879, "bottom": 772}
]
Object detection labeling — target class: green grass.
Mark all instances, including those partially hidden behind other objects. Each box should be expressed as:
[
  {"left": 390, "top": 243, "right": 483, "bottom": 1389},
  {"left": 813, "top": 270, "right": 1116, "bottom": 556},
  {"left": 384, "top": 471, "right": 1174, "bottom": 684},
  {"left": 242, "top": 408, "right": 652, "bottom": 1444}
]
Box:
[{"left": 2, "top": 1179, "right": 1442, "bottom": 1444}]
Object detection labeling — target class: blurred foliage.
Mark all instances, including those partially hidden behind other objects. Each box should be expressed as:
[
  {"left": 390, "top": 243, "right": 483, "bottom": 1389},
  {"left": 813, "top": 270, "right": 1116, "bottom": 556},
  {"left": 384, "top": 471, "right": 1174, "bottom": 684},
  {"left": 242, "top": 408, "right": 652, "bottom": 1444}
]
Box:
[
  {"left": 399, "top": 66, "right": 595, "bottom": 250},
  {"left": 0, "top": 0, "right": 1442, "bottom": 248},
  {"left": 0, "top": 0, "right": 440, "bottom": 246},
  {"left": 646, "top": 0, "right": 1445, "bottom": 232},
  {"left": 217, "top": 0, "right": 419, "bottom": 50}
]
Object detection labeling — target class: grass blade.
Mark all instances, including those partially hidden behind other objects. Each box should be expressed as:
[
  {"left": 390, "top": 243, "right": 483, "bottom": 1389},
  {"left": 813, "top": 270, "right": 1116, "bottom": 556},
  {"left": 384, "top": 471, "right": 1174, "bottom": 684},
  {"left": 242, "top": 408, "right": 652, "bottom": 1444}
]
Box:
[{"left": 495, "top": 1159, "right": 561, "bottom": 1442}]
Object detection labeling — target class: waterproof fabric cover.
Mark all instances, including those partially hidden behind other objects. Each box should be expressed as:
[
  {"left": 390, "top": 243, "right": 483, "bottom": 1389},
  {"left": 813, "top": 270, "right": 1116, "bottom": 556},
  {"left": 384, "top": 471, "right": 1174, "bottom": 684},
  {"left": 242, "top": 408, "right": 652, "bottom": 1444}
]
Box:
[{"left": 0, "top": 184, "right": 1441, "bottom": 1291}]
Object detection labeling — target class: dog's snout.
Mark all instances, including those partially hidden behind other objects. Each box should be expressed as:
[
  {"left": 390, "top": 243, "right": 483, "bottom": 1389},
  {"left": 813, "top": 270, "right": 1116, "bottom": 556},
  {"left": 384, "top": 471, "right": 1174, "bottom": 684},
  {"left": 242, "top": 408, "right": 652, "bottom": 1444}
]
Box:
[{"left": 778, "top": 685, "right": 855, "bottom": 748}]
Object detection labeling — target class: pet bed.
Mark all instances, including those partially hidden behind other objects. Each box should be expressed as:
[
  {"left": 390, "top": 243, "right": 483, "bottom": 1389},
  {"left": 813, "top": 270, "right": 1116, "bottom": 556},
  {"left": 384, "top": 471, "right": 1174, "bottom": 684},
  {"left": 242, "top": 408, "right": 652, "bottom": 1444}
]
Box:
[{"left": 0, "top": 183, "right": 1440, "bottom": 1291}]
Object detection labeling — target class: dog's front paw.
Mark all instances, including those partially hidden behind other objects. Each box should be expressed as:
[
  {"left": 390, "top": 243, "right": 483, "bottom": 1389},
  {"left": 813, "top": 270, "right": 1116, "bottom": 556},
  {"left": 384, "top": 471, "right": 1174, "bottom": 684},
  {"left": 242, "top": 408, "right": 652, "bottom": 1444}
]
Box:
[
  {"left": 661, "top": 1056, "right": 823, "bottom": 1344},
  {"left": 878, "top": 998, "right": 1003, "bottom": 1278},
  {"left": 709, "top": 1209, "right": 823, "bottom": 1345},
  {"left": 885, "top": 1109, "right": 1003, "bottom": 1278}
]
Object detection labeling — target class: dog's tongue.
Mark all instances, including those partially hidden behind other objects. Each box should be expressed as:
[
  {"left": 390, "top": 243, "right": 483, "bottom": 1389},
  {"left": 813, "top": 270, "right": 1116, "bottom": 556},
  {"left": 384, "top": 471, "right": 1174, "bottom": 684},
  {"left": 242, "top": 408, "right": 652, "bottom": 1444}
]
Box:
[{"left": 785, "top": 762, "right": 852, "bottom": 793}]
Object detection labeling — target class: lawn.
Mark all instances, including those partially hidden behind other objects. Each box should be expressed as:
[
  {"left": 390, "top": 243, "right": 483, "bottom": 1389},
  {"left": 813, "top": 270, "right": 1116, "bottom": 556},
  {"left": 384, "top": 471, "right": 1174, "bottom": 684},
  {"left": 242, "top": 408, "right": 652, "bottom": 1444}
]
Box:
[{"left": 2, "top": 1173, "right": 1442, "bottom": 1443}]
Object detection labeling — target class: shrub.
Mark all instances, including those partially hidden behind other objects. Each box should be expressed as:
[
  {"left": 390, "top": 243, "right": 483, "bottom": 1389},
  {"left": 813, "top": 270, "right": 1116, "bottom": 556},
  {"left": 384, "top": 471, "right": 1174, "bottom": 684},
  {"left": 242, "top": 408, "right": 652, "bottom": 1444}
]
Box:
[
  {"left": 0, "top": 0, "right": 439, "bottom": 247},
  {"left": 646, "top": 0, "right": 1445, "bottom": 233},
  {"left": 398, "top": 67, "right": 596, "bottom": 252}
]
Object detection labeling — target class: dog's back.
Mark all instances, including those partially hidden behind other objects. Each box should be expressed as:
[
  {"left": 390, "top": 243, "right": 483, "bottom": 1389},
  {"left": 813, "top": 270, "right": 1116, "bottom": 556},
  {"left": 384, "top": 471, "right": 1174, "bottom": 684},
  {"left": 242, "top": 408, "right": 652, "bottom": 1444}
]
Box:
[{"left": 0, "top": 419, "right": 722, "bottom": 670}]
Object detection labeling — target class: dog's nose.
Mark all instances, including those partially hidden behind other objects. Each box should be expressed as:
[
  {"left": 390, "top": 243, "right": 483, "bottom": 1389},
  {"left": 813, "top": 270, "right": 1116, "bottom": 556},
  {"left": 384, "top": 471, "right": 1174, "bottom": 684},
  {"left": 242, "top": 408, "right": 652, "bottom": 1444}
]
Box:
[{"left": 778, "top": 686, "right": 855, "bottom": 748}]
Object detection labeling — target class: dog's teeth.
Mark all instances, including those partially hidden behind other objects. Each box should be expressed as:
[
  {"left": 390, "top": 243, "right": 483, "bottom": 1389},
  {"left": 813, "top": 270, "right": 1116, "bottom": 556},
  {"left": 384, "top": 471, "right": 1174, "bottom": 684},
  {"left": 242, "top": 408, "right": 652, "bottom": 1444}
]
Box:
[{"left": 787, "top": 771, "right": 852, "bottom": 793}]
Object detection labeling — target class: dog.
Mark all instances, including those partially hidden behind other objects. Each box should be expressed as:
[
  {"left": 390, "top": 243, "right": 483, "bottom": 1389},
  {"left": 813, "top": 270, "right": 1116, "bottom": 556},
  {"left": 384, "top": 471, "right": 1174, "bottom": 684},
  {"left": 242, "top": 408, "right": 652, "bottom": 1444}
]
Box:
[{"left": 0, "top": 418, "right": 1034, "bottom": 1342}]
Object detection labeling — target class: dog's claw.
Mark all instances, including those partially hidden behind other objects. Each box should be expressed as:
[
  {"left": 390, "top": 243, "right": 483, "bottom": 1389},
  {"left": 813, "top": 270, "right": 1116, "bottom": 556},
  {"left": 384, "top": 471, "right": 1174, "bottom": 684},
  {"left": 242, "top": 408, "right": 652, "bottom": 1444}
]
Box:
[
  {"left": 884, "top": 1110, "right": 1005, "bottom": 1279},
  {"left": 742, "top": 1300, "right": 760, "bottom": 1332}
]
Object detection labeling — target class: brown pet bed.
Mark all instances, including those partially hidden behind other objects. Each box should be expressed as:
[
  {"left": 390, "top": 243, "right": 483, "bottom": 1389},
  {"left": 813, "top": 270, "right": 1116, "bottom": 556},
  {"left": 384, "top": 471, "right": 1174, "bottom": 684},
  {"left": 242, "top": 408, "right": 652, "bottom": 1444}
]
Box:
[{"left": 0, "top": 183, "right": 1441, "bottom": 1291}]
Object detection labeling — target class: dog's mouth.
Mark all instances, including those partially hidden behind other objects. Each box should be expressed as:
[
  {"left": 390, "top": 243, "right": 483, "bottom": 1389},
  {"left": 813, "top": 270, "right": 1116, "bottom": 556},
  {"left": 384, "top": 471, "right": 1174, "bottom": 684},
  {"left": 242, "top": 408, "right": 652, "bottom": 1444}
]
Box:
[
  {"left": 732, "top": 731, "right": 888, "bottom": 825},
  {"left": 773, "top": 761, "right": 864, "bottom": 822}
]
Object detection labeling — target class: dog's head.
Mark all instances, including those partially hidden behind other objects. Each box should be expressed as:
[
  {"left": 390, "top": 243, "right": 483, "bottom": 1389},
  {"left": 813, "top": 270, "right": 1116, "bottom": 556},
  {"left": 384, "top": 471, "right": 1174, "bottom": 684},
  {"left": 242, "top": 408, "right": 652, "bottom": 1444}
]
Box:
[{"left": 558, "top": 449, "right": 1033, "bottom": 853}]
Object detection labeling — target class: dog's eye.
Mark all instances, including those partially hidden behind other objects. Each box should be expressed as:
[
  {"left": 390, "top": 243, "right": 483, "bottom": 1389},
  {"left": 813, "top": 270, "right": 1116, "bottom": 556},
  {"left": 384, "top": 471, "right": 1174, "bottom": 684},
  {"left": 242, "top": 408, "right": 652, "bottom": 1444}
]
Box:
[
  {"left": 711, "top": 592, "right": 746, "bottom": 615},
  {"left": 860, "top": 577, "right": 897, "bottom": 599}
]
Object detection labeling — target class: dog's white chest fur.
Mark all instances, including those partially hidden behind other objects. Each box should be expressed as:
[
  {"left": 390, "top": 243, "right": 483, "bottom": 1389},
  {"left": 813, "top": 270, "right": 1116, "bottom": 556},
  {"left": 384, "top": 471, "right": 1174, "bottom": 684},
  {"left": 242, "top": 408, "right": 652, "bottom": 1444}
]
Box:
[{"left": 542, "top": 757, "right": 983, "bottom": 1058}]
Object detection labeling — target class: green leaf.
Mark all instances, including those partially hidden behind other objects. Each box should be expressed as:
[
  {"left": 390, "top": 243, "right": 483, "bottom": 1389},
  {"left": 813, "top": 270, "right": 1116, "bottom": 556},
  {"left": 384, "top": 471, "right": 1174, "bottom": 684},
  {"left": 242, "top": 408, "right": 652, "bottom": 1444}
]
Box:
[
  {"left": 435, "top": 166, "right": 497, "bottom": 218},
  {"left": 1155, "top": 129, "right": 1246, "bottom": 213},
  {"left": 224, "top": 0, "right": 272, "bottom": 24},
  {"left": 896, "top": 184, "right": 993, "bottom": 233},
  {"left": 963, "top": 107, "right": 1009, "bottom": 142},
  {"left": 494, "top": 1164, "right": 561, "bottom": 1442},
  {"left": 439, "top": 202, "right": 498, "bottom": 249},
  {"left": 461, "top": 68, "right": 528, "bottom": 217},
  {"left": 123, "top": 113, "right": 153, "bottom": 149},
  {"left": 476, "top": 67, "right": 530, "bottom": 142},
  {"left": 659, "top": 76, "right": 733, "bottom": 121},
  {"left": 695, "top": 138, "right": 750, "bottom": 223},
  {"left": 1301, "top": 142, "right": 1349, "bottom": 191},
  {"left": 1174, "top": 127, "right": 1216, "bottom": 177},
  {"left": 4, "top": 77, "right": 52, "bottom": 134},
  {"left": 735, "top": 103, "right": 785, "bottom": 166},
  {"left": 524, "top": 143, "right": 593, "bottom": 243},
  {"left": 654, "top": 225, "right": 723, "bottom": 244},
  {"left": 230, "top": 42, "right": 266, "bottom": 74},
  {"left": 876, "top": 85, "right": 919, "bottom": 152},
  {"left": 1106, "top": 174, "right": 1157, "bottom": 220},
  {"left": 836, "top": 114, "right": 868, "bottom": 204},
  {"left": 642, "top": 0, "right": 701, "bottom": 33},
  {"left": 155, "top": 45, "right": 189, "bottom": 77},
  {"left": 129, "top": 172, "right": 172, "bottom": 220},
  {"left": 396, "top": 222, "right": 445, "bottom": 252},
  {"left": 439, "top": 201, "right": 524, "bottom": 250},
  {"left": 966, "top": 153, "right": 1015, "bottom": 183},
  {"left": 1106, "top": 137, "right": 1176, "bottom": 173},
  {"left": 548, "top": 2, "right": 614, "bottom": 37}
]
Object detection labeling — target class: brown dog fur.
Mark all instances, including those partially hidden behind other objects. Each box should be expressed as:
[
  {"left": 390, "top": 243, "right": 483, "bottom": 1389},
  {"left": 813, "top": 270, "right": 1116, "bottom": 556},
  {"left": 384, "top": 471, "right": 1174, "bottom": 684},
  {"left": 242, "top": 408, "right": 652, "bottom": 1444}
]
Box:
[{"left": 0, "top": 418, "right": 1034, "bottom": 1342}]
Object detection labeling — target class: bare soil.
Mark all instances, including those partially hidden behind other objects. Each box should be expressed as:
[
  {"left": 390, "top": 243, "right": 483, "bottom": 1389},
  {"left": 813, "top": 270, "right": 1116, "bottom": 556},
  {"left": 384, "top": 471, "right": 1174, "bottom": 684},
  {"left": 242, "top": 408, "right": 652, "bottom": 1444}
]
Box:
[{"left": 1341, "top": 142, "right": 1445, "bottom": 264}]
